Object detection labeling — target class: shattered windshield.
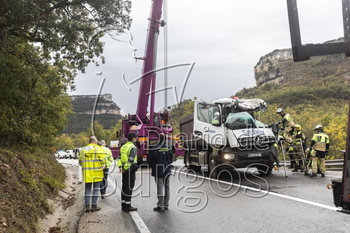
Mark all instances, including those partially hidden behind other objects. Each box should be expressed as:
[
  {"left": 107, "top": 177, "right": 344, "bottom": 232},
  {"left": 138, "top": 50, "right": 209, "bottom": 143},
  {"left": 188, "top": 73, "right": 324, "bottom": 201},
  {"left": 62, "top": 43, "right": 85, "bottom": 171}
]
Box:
[{"left": 225, "top": 112, "right": 266, "bottom": 130}]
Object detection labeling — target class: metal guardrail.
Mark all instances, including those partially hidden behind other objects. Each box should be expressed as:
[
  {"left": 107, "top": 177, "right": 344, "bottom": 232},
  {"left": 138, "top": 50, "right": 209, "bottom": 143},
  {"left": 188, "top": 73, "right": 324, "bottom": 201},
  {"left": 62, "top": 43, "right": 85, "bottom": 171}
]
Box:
[{"left": 281, "top": 159, "right": 344, "bottom": 171}]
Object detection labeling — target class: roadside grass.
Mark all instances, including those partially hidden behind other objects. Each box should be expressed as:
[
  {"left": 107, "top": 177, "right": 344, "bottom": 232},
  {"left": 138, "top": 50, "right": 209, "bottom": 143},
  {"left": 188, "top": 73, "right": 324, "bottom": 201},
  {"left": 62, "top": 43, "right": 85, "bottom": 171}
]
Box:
[{"left": 0, "top": 148, "right": 66, "bottom": 233}]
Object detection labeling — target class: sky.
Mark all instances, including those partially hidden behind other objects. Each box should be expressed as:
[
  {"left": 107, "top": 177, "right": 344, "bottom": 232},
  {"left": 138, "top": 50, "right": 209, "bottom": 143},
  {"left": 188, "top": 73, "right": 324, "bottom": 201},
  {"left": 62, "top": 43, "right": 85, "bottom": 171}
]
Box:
[{"left": 69, "top": 0, "right": 344, "bottom": 115}]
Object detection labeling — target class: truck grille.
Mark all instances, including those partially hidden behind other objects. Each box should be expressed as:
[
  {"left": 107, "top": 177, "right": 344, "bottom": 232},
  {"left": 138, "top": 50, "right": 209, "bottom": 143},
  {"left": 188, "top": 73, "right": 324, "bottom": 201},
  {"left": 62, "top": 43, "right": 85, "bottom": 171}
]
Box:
[{"left": 237, "top": 136, "right": 275, "bottom": 148}]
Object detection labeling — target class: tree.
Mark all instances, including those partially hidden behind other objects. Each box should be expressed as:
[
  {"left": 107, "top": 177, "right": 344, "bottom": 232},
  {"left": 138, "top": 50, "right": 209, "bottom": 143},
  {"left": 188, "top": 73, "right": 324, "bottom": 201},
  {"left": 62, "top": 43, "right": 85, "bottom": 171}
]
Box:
[
  {"left": 0, "top": 0, "right": 132, "bottom": 148},
  {"left": 0, "top": 0, "right": 132, "bottom": 87},
  {"left": 0, "top": 39, "right": 72, "bottom": 147}
]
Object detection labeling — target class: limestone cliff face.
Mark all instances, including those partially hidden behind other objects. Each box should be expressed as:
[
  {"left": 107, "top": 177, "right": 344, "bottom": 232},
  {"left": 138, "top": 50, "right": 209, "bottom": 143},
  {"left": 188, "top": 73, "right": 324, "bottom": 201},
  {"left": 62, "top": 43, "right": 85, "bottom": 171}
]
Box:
[
  {"left": 254, "top": 38, "right": 346, "bottom": 87},
  {"left": 69, "top": 94, "right": 121, "bottom": 115},
  {"left": 254, "top": 49, "right": 293, "bottom": 86},
  {"left": 64, "top": 94, "right": 122, "bottom": 134}
]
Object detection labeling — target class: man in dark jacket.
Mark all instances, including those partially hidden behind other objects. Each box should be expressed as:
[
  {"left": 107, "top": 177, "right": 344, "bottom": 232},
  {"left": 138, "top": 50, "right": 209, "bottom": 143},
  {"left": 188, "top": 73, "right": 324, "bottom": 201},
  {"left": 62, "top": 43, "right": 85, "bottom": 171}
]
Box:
[{"left": 149, "top": 134, "right": 173, "bottom": 212}]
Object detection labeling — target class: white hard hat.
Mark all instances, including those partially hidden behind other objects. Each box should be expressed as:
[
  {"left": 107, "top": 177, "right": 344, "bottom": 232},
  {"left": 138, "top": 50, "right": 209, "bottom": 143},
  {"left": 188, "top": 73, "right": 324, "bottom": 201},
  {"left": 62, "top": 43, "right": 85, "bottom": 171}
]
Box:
[
  {"left": 276, "top": 108, "right": 284, "bottom": 113},
  {"left": 314, "top": 124, "right": 323, "bottom": 131}
]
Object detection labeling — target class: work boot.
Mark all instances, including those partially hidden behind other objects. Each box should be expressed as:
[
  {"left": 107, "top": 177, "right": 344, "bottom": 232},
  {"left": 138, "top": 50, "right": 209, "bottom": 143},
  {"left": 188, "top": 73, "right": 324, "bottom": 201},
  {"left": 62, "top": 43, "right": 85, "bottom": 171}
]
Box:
[
  {"left": 122, "top": 205, "right": 138, "bottom": 212},
  {"left": 321, "top": 173, "right": 325, "bottom": 178},
  {"left": 85, "top": 205, "right": 91, "bottom": 213},
  {"left": 309, "top": 173, "right": 317, "bottom": 178},
  {"left": 164, "top": 206, "right": 169, "bottom": 210},
  {"left": 153, "top": 206, "right": 165, "bottom": 212},
  {"left": 292, "top": 165, "right": 298, "bottom": 172},
  {"left": 91, "top": 205, "right": 101, "bottom": 212},
  {"left": 101, "top": 194, "right": 105, "bottom": 199}
]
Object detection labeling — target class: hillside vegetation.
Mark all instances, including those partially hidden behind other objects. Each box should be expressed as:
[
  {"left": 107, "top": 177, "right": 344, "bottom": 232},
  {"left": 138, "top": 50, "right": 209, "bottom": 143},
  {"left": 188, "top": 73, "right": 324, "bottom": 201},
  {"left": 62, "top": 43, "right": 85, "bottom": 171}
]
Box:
[
  {"left": 0, "top": 149, "right": 66, "bottom": 233},
  {"left": 236, "top": 54, "right": 350, "bottom": 159}
]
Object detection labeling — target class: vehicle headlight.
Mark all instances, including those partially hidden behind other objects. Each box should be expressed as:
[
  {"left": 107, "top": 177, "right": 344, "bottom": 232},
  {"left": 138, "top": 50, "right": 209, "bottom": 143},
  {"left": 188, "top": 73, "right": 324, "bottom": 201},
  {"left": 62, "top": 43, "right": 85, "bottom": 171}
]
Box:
[{"left": 223, "top": 153, "right": 235, "bottom": 160}]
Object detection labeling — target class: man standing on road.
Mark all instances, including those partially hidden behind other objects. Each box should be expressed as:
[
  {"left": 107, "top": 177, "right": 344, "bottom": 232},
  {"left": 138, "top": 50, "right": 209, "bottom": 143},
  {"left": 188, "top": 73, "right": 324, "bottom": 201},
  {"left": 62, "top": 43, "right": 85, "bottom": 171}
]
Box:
[
  {"left": 98, "top": 140, "right": 114, "bottom": 199},
  {"left": 118, "top": 133, "right": 139, "bottom": 212},
  {"left": 149, "top": 134, "right": 173, "bottom": 212},
  {"left": 79, "top": 136, "right": 107, "bottom": 212},
  {"left": 308, "top": 125, "right": 330, "bottom": 178}
]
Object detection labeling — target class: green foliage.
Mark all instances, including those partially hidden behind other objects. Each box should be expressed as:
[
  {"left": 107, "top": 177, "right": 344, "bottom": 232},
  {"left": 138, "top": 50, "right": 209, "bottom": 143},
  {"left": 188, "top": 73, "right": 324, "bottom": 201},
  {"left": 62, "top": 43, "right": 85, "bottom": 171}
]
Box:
[
  {"left": 170, "top": 99, "right": 195, "bottom": 133},
  {"left": 237, "top": 55, "right": 350, "bottom": 159},
  {"left": 0, "top": 0, "right": 132, "bottom": 83},
  {"left": 0, "top": 38, "right": 72, "bottom": 147},
  {"left": 63, "top": 113, "right": 122, "bottom": 134},
  {"left": 0, "top": 148, "right": 66, "bottom": 232},
  {"left": 54, "top": 119, "right": 123, "bottom": 150}
]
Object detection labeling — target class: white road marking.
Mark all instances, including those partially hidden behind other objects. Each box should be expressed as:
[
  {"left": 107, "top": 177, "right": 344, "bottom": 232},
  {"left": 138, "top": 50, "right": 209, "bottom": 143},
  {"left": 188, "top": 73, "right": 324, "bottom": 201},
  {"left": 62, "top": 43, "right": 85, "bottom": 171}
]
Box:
[
  {"left": 176, "top": 170, "right": 341, "bottom": 212},
  {"left": 111, "top": 175, "right": 151, "bottom": 233}
]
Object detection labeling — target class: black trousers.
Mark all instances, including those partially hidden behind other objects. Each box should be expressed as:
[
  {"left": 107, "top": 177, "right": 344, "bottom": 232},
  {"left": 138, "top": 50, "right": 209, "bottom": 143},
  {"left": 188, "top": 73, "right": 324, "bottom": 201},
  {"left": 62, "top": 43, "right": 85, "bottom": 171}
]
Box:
[
  {"left": 121, "top": 169, "right": 136, "bottom": 204},
  {"left": 100, "top": 168, "right": 109, "bottom": 195}
]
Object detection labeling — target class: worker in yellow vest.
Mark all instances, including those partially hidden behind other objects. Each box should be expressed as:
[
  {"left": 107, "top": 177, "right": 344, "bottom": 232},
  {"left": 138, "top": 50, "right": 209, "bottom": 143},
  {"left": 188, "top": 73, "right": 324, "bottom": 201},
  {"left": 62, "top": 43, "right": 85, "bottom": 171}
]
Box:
[
  {"left": 79, "top": 136, "right": 108, "bottom": 212},
  {"left": 118, "top": 133, "right": 139, "bottom": 212},
  {"left": 308, "top": 125, "right": 330, "bottom": 178},
  {"left": 98, "top": 140, "right": 114, "bottom": 199}
]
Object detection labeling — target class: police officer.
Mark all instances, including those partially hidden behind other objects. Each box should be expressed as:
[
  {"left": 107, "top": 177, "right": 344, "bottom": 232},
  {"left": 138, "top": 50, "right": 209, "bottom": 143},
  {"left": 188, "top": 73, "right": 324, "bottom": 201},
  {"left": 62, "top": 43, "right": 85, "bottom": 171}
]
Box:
[
  {"left": 308, "top": 125, "right": 330, "bottom": 178},
  {"left": 148, "top": 134, "right": 173, "bottom": 212},
  {"left": 98, "top": 140, "right": 114, "bottom": 199},
  {"left": 79, "top": 136, "right": 107, "bottom": 212},
  {"left": 118, "top": 133, "right": 139, "bottom": 212}
]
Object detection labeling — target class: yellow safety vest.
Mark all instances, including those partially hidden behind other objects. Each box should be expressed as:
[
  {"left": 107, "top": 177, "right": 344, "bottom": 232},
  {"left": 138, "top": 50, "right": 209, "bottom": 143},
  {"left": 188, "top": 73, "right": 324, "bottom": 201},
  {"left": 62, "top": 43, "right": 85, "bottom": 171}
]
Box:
[
  {"left": 79, "top": 143, "right": 107, "bottom": 183},
  {"left": 283, "top": 113, "right": 295, "bottom": 128},
  {"left": 100, "top": 146, "right": 113, "bottom": 168},
  {"left": 118, "top": 141, "right": 137, "bottom": 170},
  {"left": 293, "top": 130, "right": 305, "bottom": 145},
  {"left": 312, "top": 132, "right": 330, "bottom": 152}
]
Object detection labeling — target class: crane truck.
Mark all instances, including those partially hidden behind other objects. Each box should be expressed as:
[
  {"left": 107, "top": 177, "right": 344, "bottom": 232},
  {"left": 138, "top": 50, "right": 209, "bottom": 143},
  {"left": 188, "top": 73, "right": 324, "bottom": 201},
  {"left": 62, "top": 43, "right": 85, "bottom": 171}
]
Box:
[
  {"left": 179, "top": 97, "right": 277, "bottom": 178},
  {"left": 114, "top": 0, "right": 174, "bottom": 162}
]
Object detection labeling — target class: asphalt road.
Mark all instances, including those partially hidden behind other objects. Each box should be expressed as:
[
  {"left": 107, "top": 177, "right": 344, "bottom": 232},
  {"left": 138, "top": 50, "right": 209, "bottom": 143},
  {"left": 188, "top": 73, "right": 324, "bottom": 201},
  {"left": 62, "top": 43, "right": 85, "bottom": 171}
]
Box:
[{"left": 77, "top": 159, "right": 349, "bottom": 233}]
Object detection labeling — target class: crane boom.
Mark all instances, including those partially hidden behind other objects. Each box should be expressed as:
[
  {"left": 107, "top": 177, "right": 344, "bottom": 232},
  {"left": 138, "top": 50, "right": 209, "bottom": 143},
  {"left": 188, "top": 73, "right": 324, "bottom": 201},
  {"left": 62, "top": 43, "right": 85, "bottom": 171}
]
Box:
[{"left": 136, "top": 0, "right": 164, "bottom": 122}]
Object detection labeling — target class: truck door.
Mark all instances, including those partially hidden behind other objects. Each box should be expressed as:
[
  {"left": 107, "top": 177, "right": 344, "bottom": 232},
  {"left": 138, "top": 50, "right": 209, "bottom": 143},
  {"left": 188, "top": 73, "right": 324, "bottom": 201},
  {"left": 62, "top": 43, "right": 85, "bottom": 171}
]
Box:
[{"left": 193, "top": 100, "right": 226, "bottom": 148}]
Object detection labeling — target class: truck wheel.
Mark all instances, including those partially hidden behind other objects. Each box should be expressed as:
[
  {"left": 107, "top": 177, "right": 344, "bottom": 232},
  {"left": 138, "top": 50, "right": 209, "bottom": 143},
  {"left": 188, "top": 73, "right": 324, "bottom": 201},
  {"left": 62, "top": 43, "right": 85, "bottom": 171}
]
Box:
[
  {"left": 256, "top": 164, "right": 273, "bottom": 176},
  {"left": 208, "top": 153, "right": 219, "bottom": 179},
  {"left": 188, "top": 165, "right": 201, "bottom": 171}
]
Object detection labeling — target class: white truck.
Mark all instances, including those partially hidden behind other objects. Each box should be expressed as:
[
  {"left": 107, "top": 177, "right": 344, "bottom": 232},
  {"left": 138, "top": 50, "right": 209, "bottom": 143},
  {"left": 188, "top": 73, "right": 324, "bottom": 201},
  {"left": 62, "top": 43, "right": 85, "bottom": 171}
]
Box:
[{"left": 179, "top": 98, "right": 277, "bottom": 178}]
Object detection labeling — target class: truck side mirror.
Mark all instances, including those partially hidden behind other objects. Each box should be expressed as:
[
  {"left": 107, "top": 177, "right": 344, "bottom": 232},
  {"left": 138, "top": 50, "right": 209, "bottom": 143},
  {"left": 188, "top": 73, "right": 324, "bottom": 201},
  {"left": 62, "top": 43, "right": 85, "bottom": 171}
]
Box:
[{"left": 116, "top": 130, "right": 120, "bottom": 138}]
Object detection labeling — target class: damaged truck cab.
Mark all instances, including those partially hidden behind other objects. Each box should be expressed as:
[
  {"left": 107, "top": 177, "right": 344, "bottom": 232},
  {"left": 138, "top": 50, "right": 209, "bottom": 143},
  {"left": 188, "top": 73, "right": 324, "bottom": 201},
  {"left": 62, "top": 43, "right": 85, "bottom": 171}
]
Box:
[{"left": 179, "top": 98, "right": 277, "bottom": 178}]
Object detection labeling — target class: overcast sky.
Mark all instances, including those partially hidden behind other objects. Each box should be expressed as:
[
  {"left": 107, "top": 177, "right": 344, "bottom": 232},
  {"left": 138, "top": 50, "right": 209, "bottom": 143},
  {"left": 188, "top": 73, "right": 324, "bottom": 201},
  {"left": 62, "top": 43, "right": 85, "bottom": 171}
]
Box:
[{"left": 69, "top": 0, "right": 343, "bottom": 114}]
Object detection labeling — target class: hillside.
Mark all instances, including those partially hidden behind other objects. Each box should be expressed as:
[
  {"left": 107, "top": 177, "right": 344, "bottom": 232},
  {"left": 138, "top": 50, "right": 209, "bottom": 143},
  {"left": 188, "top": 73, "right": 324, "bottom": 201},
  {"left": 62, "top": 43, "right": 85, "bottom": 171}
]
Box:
[
  {"left": 0, "top": 149, "right": 66, "bottom": 232},
  {"left": 235, "top": 47, "right": 350, "bottom": 158},
  {"left": 63, "top": 94, "right": 122, "bottom": 134}
]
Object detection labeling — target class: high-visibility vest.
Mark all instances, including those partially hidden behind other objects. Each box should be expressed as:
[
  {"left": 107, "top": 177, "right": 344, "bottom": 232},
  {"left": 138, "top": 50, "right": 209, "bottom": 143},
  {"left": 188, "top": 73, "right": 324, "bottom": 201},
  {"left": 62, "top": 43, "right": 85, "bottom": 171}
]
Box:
[
  {"left": 293, "top": 130, "right": 305, "bottom": 145},
  {"left": 100, "top": 146, "right": 113, "bottom": 168},
  {"left": 79, "top": 143, "right": 107, "bottom": 183},
  {"left": 283, "top": 113, "right": 295, "bottom": 128},
  {"left": 312, "top": 132, "right": 330, "bottom": 152},
  {"left": 118, "top": 141, "right": 137, "bottom": 170}
]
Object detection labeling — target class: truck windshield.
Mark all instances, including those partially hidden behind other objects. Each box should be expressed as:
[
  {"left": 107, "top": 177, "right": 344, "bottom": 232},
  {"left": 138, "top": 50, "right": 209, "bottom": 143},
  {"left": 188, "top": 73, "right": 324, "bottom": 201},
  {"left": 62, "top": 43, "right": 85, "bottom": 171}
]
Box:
[{"left": 225, "top": 112, "right": 265, "bottom": 130}]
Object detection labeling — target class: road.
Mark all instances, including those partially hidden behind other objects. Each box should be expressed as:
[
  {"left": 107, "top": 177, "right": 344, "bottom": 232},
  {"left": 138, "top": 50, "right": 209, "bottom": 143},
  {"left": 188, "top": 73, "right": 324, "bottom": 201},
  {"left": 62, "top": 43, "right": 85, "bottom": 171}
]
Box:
[{"left": 76, "top": 159, "right": 349, "bottom": 233}]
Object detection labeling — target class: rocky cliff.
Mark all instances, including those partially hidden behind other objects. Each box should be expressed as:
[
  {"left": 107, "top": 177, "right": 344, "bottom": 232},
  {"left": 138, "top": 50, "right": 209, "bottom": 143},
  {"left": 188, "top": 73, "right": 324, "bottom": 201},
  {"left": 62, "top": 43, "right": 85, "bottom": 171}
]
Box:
[
  {"left": 63, "top": 94, "right": 122, "bottom": 134},
  {"left": 254, "top": 38, "right": 349, "bottom": 87},
  {"left": 254, "top": 49, "right": 292, "bottom": 86}
]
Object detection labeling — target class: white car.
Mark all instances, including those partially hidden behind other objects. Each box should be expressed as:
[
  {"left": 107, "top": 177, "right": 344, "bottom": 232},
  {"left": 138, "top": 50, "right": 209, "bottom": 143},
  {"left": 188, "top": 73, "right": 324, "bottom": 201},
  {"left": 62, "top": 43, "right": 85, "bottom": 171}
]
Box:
[
  {"left": 65, "top": 150, "right": 74, "bottom": 159},
  {"left": 54, "top": 150, "right": 67, "bottom": 159}
]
